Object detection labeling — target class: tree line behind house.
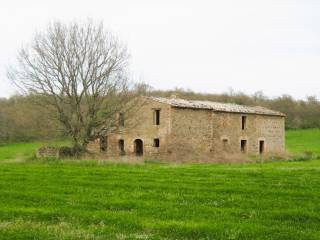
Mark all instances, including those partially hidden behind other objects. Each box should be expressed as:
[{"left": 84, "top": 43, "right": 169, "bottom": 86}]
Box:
[{"left": 0, "top": 88, "right": 320, "bottom": 144}]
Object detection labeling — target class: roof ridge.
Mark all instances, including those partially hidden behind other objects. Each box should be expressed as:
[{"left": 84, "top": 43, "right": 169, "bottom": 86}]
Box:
[{"left": 148, "top": 96, "right": 285, "bottom": 117}]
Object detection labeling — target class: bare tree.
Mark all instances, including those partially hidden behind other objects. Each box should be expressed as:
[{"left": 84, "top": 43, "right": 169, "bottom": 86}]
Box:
[{"left": 8, "top": 20, "right": 131, "bottom": 156}]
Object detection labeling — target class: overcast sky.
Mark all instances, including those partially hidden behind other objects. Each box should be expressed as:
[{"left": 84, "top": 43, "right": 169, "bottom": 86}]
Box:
[{"left": 0, "top": 0, "right": 319, "bottom": 99}]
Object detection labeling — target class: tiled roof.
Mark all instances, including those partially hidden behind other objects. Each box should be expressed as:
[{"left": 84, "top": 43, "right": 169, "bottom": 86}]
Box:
[{"left": 149, "top": 97, "right": 285, "bottom": 116}]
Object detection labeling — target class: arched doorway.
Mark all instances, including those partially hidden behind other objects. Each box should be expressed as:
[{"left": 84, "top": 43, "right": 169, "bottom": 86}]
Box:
[{"left": 134, "top": 139, "right": 143, "bottom": 156}]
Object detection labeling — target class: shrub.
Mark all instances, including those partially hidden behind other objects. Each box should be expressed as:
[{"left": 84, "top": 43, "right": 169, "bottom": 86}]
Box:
[{"left": 59, "top": 146, "right": 74, "bottom": 158}]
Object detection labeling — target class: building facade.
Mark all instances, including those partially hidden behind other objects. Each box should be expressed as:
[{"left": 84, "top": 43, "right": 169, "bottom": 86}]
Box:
[{"left": 87, "top": 96, "right": 285, "bottom": 159}]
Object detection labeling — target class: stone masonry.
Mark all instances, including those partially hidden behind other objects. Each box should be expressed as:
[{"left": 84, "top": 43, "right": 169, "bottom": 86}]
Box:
[{"left": 87, "top": 96, "right": 285, "bottom": 159}]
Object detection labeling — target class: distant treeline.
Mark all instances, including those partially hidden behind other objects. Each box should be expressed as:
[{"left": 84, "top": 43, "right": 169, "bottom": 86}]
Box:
[
  {"left": 0, "top": 95, "right": 63, "bottom": 144},
  {"left": 1, "top": 89, "right": 320, "bottom": 143}
]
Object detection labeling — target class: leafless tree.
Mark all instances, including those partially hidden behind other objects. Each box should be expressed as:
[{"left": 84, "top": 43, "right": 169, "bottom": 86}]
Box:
[{"left": 8, "top": 20, "right": 132, "bottom": 156}]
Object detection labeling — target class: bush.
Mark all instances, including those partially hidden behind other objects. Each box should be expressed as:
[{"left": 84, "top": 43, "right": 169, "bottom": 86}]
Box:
[{"left": 59, "top": 146, "right": 74, "bottom": 158}]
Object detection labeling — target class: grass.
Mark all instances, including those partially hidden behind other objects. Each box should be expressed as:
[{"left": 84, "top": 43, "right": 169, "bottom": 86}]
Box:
[
  {"left": 286, "top": 128, "right": 320, "bottom": 154},
  {"left": 0, "top": 142, "right": 42, "bottom": 162},
  {"left": 0, "top": 129, "right": 318, "bottom": 239},
  {"left": 0, "top": 140, "right": 69, "bottom": 162}
]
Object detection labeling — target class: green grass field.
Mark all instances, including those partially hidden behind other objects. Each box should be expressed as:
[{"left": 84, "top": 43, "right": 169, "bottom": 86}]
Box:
[
  {"left": 286, "top": 128, "right": 320, "bottom": 154},
  {"left": 0, "top": 129, "right": 319, "bottom": 239}
]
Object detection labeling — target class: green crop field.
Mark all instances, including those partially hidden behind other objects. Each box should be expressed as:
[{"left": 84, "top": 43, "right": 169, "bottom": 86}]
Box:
[
  {"left": 286, "top": 128, "right": 320, "bottom": 154},
  {"left": 0, "top": 129, "right": 319, "bottom": 239}
]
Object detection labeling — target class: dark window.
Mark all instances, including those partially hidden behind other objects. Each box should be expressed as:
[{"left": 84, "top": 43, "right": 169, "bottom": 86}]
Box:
[
  {"left": 100, "top": 136, "right": 107, "bottom": 152},
  {"left": 259, "top": 140, "right": 265, "bottom": 154},
  {"left": 222, "top": 139, "right": 228, "bottom": 149},
  {"left": 119, "top": 139, "right": 125, "bottom": 155},
  {"left": 153, "top": 138, "right": 160, "bottom": 147},
  {"left": 241, "top": 140, "right": 247, "bottom": 153},
  {"left": 154, "top": 109, "right": 160, "bottom": 125},
  {"left": 119, "top": 113, "right": 125, "bottom": 127},
  {"left": 241, "top": 116, "right": 247, "bottom": 130}
]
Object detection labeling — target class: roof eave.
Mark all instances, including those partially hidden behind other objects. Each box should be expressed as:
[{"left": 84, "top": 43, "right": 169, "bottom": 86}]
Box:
[
  {"left": 148, "top": 96, "right": 286, "bottom": 117},
  {"left": 170, "top": 105, "right": 285, "bottom": 117}
]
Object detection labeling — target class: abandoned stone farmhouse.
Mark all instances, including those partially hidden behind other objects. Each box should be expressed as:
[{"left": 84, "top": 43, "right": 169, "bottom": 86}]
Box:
[{"left": 88, "top": 96, "right": 285, "bottom": 159}]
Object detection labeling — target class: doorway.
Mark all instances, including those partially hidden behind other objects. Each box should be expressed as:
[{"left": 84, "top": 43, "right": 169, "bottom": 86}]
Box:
[
  {"left": 134, "top": 139, "right": 143, "bottom": 156},
  {"left": 259, "top": 140, "right": 265, "bottom": 154},
  {"left": 119, "top": 139, "right": 125, "bottom": 155},
  {"left": 240, "top": 139, "right": 247, "bottom": 153}
]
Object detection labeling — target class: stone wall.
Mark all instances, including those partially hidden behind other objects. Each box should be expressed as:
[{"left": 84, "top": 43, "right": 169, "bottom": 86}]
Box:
[
  {"left": 168, "top": 108, "right": 285, "bottom": 157},
  {"left": 88, "top": 98, "right": 172, "bottom": 157},
  {"left": 87, "top": 97, "right": 285, "bottom": 159},
  {"left": 211, "top": 112, "right": 285, "bottom": 155},
  {"left": 169, "top": 107, "right": 213, "bottom": 155},
  {"left": 36, "top": 146, "right": 59, "bottom": 158}
]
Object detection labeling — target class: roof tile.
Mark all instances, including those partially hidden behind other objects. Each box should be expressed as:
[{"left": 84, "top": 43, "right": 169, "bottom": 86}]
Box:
[{"left": 149, "top": 97, "right": 285, "bottom": 116}]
